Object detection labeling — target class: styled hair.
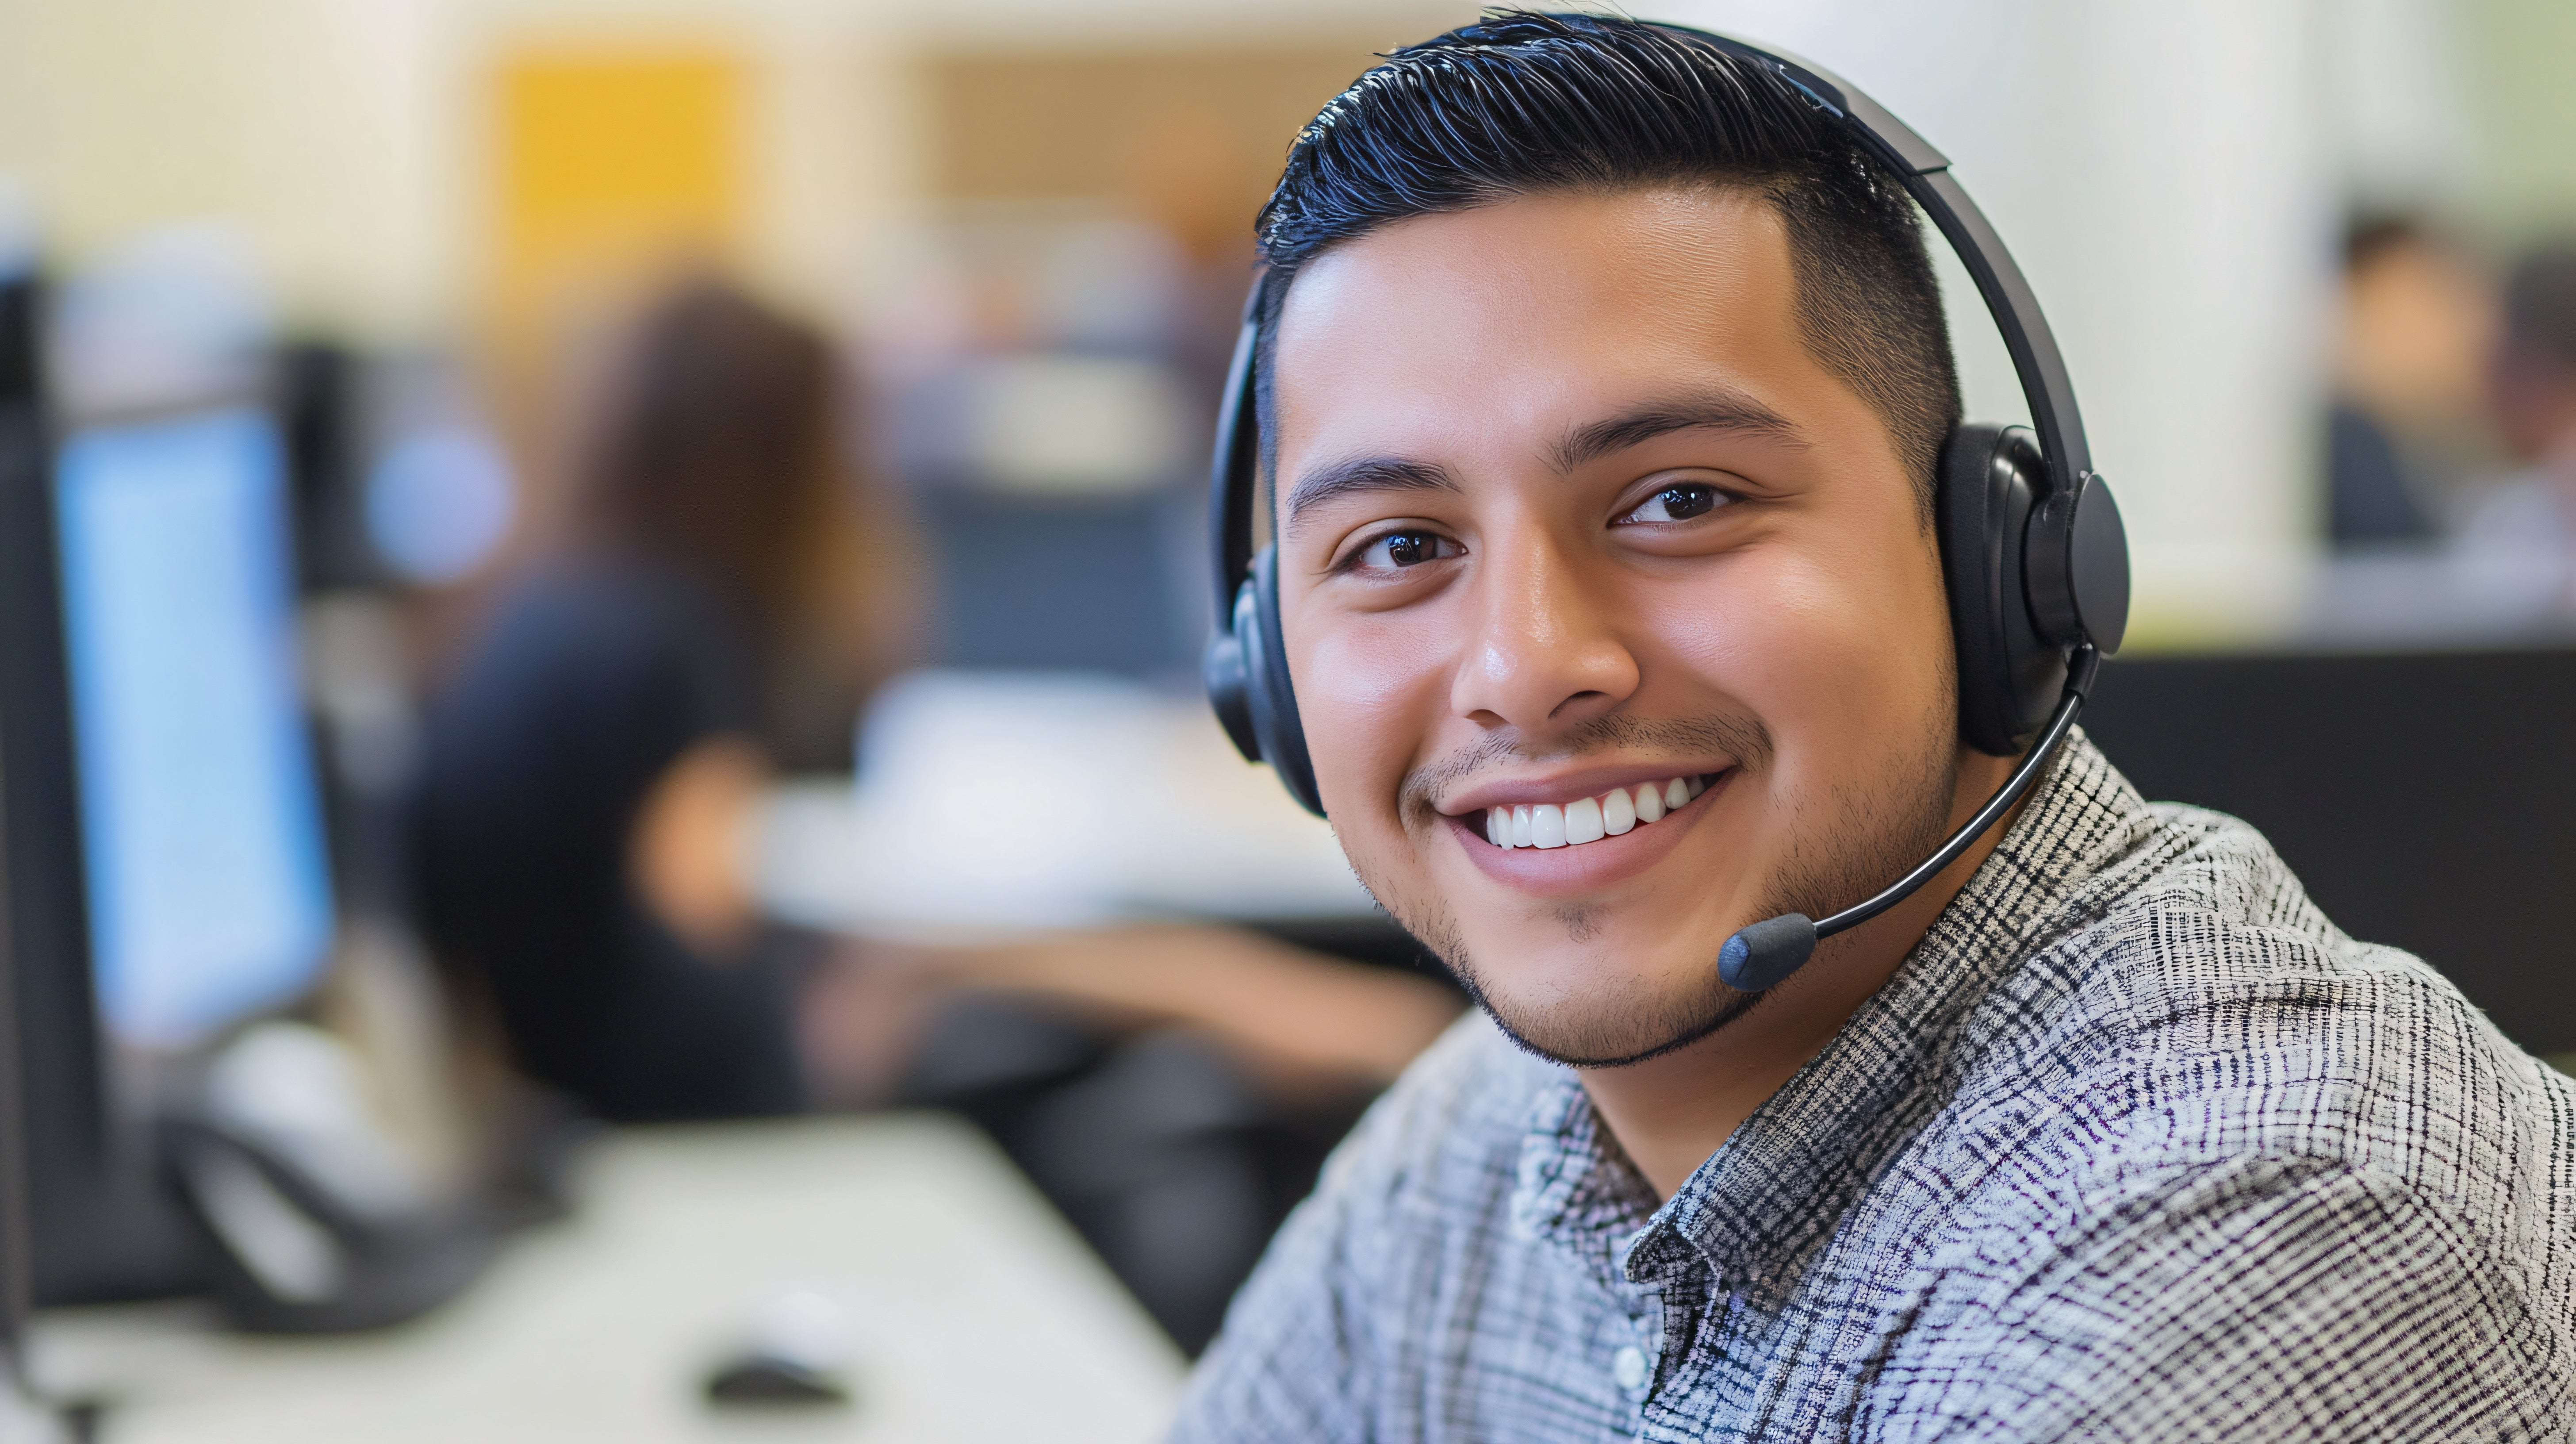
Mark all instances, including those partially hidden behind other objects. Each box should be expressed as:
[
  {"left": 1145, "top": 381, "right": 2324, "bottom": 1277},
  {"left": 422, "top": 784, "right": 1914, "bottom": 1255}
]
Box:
[
  {"left": 1254, "top": 11, "right": 1960, "bottom": 506},
  {"left": 579, "top": 278, "right": 843, "bottom": 629},
  {"left": 575, "top": 277, "right": 920, "bottom": 766}
]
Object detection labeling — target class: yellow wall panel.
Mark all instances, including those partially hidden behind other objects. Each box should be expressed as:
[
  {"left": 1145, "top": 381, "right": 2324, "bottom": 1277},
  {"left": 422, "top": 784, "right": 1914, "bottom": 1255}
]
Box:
[{"left": 494, "top": 48, "right": 746, "bottom": 288}]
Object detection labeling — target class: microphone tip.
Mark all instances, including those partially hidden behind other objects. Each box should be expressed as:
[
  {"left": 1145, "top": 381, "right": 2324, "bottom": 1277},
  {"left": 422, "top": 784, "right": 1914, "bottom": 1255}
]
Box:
[{"left": 1718, "top": 913, "right": 1817, "bottom": 992}]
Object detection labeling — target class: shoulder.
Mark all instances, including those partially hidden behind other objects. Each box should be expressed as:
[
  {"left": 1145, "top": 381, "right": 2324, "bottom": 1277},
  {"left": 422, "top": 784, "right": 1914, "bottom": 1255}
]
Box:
[
  {"left": 1169, "top": 1014, "right": 1563, "bottom": 1443},
  {"left": 438, "top": 563, "right": 752, "bottom": 729},
  {"left": 2033, "top": 800, "right": 2571, "bottom": 1196},
  {"left": 438, "top": 567, "right": 659, "bottom": 707},
  {"left": 1928, "top": 797, "right": 2576, "bottom": 1332},
  {"left": 1878, "top": 804, "right": 2576, "bottom": 1430},
  {"left": 1861, "top": 1147, "right": 2576, "bottom": 1438},
  {"left": 1311, "top": 1010, "right": 1561, "bottom": 1233},
  {"left": 469, "top": 562, "right": 723, "bottom": 676},
  {"left": 423, "top": 563, "right": 758, "bottom": 809}
]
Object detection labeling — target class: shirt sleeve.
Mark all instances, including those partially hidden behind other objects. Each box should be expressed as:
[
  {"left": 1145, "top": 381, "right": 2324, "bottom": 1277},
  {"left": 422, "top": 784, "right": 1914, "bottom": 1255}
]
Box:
[
  {"left": 1162, "top": 1100, "right": 1381, "bottom": 1444},
  {"left": 1864, "top": 1155, "right": 2572, "bottom": 1441},
  {"left": 1162, "top": 1012, "right": 1525, "bottom": 1444}
]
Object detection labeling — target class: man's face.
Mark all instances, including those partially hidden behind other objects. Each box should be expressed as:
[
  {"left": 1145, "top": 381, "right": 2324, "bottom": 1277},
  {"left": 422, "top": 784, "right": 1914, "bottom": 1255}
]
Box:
[{"left": 1270, "top": 187, "right": 1963, "bottom": 1067}]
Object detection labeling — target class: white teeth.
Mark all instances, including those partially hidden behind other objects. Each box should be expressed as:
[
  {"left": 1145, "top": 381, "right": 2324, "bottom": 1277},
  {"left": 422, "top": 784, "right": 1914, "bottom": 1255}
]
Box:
[
  {"left": 1602, "top": 786, "right": 1635, "bottom": 835},
  {"left": 1476, "top": 772, "right": 1720, "bottom": 849},
  {"left": 1484, "top": 773, "right": 1721, "bottom": 851},
  {"left": 1530, "top": 804, "right": 1567, "bottom": 849},
  {"left": 1564, "top": 795, "right": 1605, "bottom": 844}
]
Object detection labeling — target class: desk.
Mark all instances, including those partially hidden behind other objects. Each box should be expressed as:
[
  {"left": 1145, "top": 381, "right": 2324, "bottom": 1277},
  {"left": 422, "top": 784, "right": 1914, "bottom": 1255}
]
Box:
[
  {"left": 759, "top": 670, "right": 1373, "bottom": 936},
  {"left": 31, "top": 1116, "right": 1185, "bottom": 1443}
]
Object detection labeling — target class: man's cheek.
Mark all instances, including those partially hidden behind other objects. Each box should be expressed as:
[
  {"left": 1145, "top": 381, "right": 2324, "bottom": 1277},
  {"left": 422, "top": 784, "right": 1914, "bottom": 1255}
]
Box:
[{"left": 1299, "top": 616, "right": 1443, "bottom": 818}]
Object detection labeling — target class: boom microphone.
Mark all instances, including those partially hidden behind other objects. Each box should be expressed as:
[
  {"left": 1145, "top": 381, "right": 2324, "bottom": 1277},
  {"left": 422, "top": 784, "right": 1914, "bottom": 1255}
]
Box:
[{"left": 1716, "top": 646, "right": 2102, "bottom": 992}]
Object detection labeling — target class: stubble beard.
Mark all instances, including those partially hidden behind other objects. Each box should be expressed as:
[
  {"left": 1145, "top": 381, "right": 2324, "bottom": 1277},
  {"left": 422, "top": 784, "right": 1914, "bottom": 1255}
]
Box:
[{"left": 1355, "top": 705, "right": 1963, "bottom": 1071}]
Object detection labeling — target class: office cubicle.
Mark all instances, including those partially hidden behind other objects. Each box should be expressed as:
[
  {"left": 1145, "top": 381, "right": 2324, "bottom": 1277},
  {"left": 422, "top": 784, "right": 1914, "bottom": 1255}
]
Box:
[{"left": 2086, "top": 649, "right": 2576, "bottom": 1056}]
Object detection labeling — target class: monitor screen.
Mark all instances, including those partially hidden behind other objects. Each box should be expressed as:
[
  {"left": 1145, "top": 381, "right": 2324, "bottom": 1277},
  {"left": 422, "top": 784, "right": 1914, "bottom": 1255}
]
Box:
[{"left": 53, "top": 409, "right": 333, "bottom": 1049}]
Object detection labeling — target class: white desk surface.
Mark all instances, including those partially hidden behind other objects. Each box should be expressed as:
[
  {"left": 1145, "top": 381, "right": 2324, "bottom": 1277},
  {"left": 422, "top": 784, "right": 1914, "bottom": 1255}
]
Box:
[
  {"left": 758, "top": 670, "right": 1373, "bottom": 937},
  {"left": 31, "top": 1115, "right": 1186, "bottom": 1444}
]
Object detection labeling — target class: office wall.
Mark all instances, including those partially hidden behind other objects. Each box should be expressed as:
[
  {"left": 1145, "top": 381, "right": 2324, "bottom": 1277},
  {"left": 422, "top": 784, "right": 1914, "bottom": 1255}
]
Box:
[
  {"left": 1664, "top": 0, "right": 2336, "bottom": 643},
  {"left": 1, "top": 0, "right": 2566, "bottom": 635},
  {"left": 2461, "top": 0, "right": 2576, "bottom": 242},
  {"left": 0, "top": 0, "right": 457, "bottom": 339},
  {"left": 0, "top": 0, "right": 1461, "bottom": 340},
  {"left": 0, "top": 0, "right": 922, "bottom": 339}
]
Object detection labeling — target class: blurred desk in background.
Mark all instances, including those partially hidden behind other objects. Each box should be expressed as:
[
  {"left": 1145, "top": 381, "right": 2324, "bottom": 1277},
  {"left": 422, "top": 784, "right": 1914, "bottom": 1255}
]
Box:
[
  {"left": 31, "top": 1116, "right": 1184, "bottom": 1444},
  {"left": 759, "top": 670, "right": 1375, "bottom": 937}
]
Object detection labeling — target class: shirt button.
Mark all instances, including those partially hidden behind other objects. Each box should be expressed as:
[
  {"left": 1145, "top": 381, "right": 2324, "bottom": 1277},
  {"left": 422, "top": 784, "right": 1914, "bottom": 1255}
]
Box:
[{"left": 1611, "top": 1345, "right": 1650, "bottom": 1394}]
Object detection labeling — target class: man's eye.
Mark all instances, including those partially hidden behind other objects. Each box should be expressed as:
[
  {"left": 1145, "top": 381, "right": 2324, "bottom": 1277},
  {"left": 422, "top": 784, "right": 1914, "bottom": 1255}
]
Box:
[
  {"left": 1354, "top": 530, "right": 1457, "bottom": 570},
  {"left": 1621, "top": 484, "right": 1728, "bottom": 525}
]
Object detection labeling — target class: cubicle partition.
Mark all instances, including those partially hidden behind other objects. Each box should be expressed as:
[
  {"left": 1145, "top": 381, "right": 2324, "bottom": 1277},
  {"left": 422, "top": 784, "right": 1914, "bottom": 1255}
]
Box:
[{"left": 2085, "top": 649, "right": 2576, "bottom": 1057}]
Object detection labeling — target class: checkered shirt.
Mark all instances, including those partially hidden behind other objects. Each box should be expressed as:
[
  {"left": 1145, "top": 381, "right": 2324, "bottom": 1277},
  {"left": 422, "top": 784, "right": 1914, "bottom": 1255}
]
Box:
[{"left": 1169, "top": 735, "right": 2576, "bottom": 1441}]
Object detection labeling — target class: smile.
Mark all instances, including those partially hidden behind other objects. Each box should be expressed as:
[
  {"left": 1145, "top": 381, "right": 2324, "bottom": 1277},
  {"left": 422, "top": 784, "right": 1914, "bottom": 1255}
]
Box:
[{"left": 1482, "top": 775, "right": 1710, "bottom": 849}]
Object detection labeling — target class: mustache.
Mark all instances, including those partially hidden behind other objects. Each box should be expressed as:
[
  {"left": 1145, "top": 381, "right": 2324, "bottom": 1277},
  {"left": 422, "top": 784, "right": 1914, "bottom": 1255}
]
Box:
[{"left": 1399, "top": 710, "right": 1777, "bottom": 820}]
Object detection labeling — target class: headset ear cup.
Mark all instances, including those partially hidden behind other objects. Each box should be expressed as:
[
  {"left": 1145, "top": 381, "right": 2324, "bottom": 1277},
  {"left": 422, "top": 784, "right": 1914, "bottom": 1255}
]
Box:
[
  {"left": 1204, "top": 582, "right": 1262, "bottom": 763},
  {"left": 1242, "top": 546, "right": 1324, "bottom": 817},
  {"left": 1937, "top": 424, "right": 2066, "bottom": 755}
]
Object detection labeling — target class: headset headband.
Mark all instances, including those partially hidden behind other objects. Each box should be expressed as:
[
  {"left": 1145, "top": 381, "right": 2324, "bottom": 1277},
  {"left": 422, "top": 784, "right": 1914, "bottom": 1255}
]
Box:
[
  {"left": 1202, "top": 20, "right": 2129, "bottom": 991},
  {"left": 1208, "top": 25, "right": 2094, "bottom": 622},
  {"left": 1684, "top": 31, "right": 2092, "bottom": 486}
]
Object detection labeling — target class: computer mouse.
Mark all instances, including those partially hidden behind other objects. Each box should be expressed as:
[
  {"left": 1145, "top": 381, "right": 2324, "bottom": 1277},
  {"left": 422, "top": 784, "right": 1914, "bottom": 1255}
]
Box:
[
  {"left": 704, "top": 1351, "right": 851, "bottom": 1407},
  {"left": 702, "top": 1290, "right": 859, "bottom": 1410}
]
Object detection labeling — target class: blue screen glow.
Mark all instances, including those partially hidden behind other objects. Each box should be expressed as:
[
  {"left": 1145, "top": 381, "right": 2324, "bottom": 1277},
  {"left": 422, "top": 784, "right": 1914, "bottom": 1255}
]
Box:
[{"left": 55, "top": 410, "right": 334, "bottom": 1048}]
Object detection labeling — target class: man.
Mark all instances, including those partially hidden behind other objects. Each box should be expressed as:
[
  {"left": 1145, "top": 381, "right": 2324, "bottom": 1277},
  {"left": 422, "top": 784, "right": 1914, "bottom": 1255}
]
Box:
[
  {"left": 2458, "top": 242, "right": 2576, "bottom": 616},
  {"left": 1171, "top": 13, "right": 2576, "bottom": 1440}
]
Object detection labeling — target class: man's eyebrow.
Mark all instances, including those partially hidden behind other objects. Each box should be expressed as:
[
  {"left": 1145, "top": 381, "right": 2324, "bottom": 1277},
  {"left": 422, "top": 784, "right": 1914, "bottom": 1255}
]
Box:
[
  {"left": 1550, "top": 392, "right": 1808, "bottom": 472},
  {"left": 1282, "top": 456, "right": 1460, "bottom": 532}
]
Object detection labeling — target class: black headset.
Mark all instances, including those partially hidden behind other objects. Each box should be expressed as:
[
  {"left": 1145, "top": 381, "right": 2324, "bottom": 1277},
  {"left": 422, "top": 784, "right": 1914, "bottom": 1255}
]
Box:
[{"left": 1204, "top": 25, "right": 2131, "bottom": 995}]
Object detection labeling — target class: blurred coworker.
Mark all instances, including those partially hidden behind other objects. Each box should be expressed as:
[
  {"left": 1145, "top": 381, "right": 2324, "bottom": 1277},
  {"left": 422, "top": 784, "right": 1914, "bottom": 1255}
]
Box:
[
  {"left": 2326, "top": 217, "right": 2496, "bottom": 547},
  {"left": 419, "top": 279, "right": 1460, "bottom": 1344},
  {"left": 2458, "top": 243, "right": 2576, "bottom": 614},
  {"left": 418, "top": 280, "right": 904, "bottom": 1121}
]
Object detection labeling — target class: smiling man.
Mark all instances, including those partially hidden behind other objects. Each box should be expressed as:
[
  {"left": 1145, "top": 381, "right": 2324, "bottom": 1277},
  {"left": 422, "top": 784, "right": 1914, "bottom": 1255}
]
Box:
[{"left": 1166, "top": 14, "right": 2576, "bottom": 1442}]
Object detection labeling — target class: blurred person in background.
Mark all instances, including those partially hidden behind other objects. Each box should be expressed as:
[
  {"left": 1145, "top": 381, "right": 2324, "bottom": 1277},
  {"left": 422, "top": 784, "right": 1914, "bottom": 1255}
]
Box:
[
  {"left": 2326, "top": 216, "right": 2497, "bottom": 548},
  {"left": 418, "top": 278, "right": 898, "bottom": 1121},
  {"left": 417, "top": 277, "right": 1459, "bottom": 1346},
  {"left": 2457, "top": 242, "right": 2576, "bottom": 614}
]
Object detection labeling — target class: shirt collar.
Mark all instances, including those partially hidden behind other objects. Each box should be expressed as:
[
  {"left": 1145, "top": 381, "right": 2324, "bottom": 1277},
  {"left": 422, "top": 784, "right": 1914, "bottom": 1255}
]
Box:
[{"left": 1505, "top": 733, "right": 2158, "bottom": 1291}]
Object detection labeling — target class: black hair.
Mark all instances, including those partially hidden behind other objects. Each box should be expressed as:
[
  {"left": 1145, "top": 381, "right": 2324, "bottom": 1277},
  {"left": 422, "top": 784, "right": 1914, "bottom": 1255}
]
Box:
[
  {"left": 1254, "top": 11, "right": 1959, "bottom": 509},
  {"left": 2503, "top": 242, "right": 2576, "bottom": 372},
  {"left": 2343, "top": 212, "right": 2429, "bottom": 274}
]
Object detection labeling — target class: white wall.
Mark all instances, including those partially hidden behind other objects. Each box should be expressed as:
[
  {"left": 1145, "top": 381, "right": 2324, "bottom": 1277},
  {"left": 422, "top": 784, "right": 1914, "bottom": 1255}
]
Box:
[
  {"left": 1665, "top": 0, "right": 2335, "bottom": 641},
  {"left": 0, "top": 0, "right": 1473, "bottom": 342},
  {"left": 0, "top": 0, "right": 934, "bottom": 339},
  {"left": 0, "top": 0, "right": 461, "bottom": 340},
  {"left": 2, "top": 0, "right": 2515, "bottom": 642}
]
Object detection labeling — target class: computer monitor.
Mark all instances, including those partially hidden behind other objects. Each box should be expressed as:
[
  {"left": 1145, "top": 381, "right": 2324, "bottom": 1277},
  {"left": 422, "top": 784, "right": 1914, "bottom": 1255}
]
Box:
[
  {"left": 0, "top": 397, "right": 336, "bottom": 1302},
  {"left": 0, "top": 265, "right": 44, "bottom": 1377},
  {"left": 53, "top": 411, "right": 334, "bottom": 1050}
]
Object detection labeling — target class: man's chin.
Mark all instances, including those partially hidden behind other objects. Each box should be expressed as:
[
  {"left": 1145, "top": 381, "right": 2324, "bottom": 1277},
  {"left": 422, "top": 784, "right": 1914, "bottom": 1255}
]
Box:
[{"left": 1454, "top": 964, "right": 1763, "bottom": 1071}]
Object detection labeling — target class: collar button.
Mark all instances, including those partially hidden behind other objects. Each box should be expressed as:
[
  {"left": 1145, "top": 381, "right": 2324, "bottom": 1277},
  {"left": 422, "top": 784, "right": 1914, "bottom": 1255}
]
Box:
[{"left": 1611, "top": 1344, "right": 1650, "bottom": 1395}]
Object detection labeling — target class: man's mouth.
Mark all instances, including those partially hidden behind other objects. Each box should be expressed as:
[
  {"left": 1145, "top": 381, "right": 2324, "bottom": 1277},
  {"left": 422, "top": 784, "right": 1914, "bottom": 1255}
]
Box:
[{"left": 1479, "top": 774, "right": 1714, "bottom": 850}]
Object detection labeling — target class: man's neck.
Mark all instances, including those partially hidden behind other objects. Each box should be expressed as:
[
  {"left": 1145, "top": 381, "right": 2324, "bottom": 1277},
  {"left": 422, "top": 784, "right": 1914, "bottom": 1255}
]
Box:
[{"left": 1579, "top": 749, "right": 2020, "bottom": 1200}]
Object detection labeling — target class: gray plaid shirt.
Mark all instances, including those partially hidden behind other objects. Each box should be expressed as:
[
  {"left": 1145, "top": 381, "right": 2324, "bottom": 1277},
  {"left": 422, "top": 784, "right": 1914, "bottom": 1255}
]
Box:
[{"left": 1171, "top": 736, "right": 2576, "bottom": 1441}]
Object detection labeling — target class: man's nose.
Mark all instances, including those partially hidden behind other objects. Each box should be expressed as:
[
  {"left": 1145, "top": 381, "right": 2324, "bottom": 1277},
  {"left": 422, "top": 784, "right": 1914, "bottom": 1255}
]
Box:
[{"left": 1449, "top": 529, "right": 1639, "bottom": 736}]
